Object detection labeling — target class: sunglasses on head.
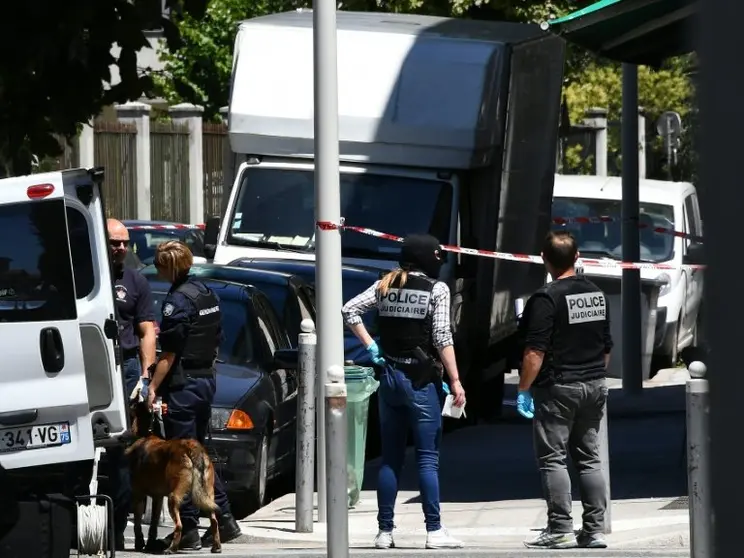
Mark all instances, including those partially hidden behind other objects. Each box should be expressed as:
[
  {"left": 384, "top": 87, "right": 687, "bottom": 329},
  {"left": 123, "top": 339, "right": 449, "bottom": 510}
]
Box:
[{"left": 110, "top": 239, "right": 129, "bottom": 248}]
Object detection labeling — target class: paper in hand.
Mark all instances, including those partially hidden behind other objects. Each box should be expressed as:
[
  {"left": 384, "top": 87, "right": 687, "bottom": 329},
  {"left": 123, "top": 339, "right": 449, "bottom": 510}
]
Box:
[{"left": 442, "top": 394, "right": 466, "bottom": 419}]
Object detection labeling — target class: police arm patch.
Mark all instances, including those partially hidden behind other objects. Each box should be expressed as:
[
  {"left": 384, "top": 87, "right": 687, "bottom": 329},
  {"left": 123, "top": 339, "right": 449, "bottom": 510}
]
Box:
[{"left": 163, "top": 303, "right": 175, "bottom": 317}]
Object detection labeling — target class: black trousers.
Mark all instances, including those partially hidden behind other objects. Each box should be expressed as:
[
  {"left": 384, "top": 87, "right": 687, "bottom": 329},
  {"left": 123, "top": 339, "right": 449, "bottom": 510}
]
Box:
[{"left": 162, "top": 377, "right": 231, "bottom": 531}]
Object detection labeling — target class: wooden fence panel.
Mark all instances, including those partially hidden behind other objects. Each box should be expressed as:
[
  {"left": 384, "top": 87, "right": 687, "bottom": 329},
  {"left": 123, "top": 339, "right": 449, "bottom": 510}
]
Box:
[
  {"left": 150, "top": 121, "right": 190, "bottom": 223},
  {"left": 94, "top": 120, "right": 138, "bottom": 219},
  {"left": 203, "top": 122, "right": 227, "bottom": 220}
]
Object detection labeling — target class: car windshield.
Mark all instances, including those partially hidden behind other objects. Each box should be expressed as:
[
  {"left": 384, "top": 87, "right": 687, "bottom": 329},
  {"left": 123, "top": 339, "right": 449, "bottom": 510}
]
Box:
[
  {"left": 227, "top": 167, "right": 453, "bottom": 260},
  {"left": 152, "top": 290, "right": 254, "bottom": 365},
  {"left": 551, "top": 197, "right": 675, "bottom": 263},
  {"left": 129, "top": 228, "right": 205, "bottom": 264}
]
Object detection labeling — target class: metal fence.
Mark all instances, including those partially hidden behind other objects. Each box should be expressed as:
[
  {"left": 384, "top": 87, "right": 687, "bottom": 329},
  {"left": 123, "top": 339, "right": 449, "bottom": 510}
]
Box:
[
  {"left": 203, "top": 122, "right": 227, "bottom": 220},
  {"left": 150, "top": 121, "right": 190, "bottom": 223},
  {"left": 94, "top": 120, "right": 138, "bottom": 219}
]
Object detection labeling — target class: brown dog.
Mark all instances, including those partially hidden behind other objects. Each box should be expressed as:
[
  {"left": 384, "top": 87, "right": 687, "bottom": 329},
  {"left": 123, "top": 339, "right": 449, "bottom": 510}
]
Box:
[{"left": 125, "top": 402, "right": 222, "bottom": 554}]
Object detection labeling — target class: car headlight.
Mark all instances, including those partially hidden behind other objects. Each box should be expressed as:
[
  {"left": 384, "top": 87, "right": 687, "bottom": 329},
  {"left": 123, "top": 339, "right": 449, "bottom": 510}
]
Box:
[
  {"left": 210, "top": 408, "right": 254, "bottom": 431},
  {"left": 657, "top": 273, "right": 672, "bottom": 297}
]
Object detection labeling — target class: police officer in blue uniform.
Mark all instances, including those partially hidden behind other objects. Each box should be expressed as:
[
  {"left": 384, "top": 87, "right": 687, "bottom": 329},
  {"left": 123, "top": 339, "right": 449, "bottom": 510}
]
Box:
[
  {"left": 147, "top": 240, "right": 242, "bottom": 551},
  {"left": 106, "top": 218, "right": 157, "bottom": 550},
  {"left": 342, "top": 234, "right": 465, "bottom": 550},
  {"left": 517, "top": 230, "right": 612, "bottom": 550}
]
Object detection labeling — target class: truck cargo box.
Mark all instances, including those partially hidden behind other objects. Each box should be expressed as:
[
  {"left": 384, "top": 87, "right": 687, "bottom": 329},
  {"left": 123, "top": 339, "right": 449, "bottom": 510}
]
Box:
[{"left": 228, "top": 10, "right": 550, "bottom": 170}]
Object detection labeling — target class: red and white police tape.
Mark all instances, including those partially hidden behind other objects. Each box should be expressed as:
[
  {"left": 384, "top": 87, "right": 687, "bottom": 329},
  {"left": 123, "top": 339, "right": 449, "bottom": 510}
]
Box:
[
  {"left": 125, "top": 223, "right": 205, "bottom": 231},
  {"left": 316, "top": 220, "right": 706, "bottom": 271},
  {"left": 550, "top": 215, "right": 703, "bottom": 243}
]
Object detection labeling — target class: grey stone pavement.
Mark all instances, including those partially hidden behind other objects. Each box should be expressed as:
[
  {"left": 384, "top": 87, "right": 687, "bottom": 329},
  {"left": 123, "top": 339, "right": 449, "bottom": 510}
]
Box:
[{"left": 77, "top": 369, "right": 693, "bottom": 558}]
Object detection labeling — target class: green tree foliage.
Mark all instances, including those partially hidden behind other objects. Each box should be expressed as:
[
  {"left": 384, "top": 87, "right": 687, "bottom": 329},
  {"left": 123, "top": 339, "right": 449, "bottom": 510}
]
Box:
[
  {"left": 563, "top": 56, "right": 694, "bottom": 178},
  {"left": 153, "top": 0, "right": 307, "bottom": 120},
  {"left": 0, "top": 0, "right": 209, "bottom": 176}
]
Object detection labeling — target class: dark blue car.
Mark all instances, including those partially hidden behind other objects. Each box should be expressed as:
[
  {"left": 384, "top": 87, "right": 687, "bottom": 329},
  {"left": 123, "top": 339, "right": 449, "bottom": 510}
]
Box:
[
  {"left": 143, "top": 261, "right": 381, "bottom": 367},
  {"left": 141, "top": 263, "right": 314, "bottom": 346},
  {"left": 124, "top": 220, "right": 206, "bottom": 265},
  {"left": 227, "top": 257, "right": 385, "bottom": 367},
  {"left": 146, "top": 276, "right": 300, "bottom": 519}
]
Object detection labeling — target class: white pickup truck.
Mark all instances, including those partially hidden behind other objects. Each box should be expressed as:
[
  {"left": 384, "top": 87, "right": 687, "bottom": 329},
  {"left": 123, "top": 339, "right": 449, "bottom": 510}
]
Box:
[{"left": 552, "top": 174, "right": 705, "bottom": 369}]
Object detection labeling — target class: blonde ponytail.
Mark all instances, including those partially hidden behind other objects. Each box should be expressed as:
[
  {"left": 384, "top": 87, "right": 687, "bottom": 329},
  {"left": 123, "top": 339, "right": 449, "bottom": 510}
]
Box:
[{"left": 377, "top": 268, "right": 409, "bottom": 297}]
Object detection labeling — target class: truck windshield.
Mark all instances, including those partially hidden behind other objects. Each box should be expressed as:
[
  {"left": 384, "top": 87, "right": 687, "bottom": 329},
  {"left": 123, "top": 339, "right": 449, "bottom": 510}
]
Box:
[
  {"left": 227, "top": 167, "right": 453, "bottom": 260},
  {"left": 551, "top": 197, "right": 676, "bottom": 263}
]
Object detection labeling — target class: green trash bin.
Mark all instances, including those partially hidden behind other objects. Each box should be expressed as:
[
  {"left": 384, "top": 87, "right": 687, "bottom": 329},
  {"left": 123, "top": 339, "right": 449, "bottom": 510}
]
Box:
[{"left": 344, "top": 365, "right": 379, "bottom": 508}]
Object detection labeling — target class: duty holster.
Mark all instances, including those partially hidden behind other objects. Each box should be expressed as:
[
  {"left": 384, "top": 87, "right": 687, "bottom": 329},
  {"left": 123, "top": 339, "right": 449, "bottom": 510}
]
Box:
[{"left": 398, "top": 346, "right": 443, "bottom": 390}]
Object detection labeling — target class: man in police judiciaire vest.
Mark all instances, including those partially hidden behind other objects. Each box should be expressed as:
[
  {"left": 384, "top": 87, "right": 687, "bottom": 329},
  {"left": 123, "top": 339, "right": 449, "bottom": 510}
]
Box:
[{"left": 516, "top": 230, "right": 613, "bottom": 550}]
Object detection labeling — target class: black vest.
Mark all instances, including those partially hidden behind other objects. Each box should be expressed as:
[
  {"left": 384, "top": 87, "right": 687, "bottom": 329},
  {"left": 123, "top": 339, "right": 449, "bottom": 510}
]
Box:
[
  {"left": 531, "top": 275, "right": 609, "bottom": 386},
  {"left": 377, "top": 274, "right": 436, "bottom": 362},
  {"left": 166, "top": 280, "right": 221, "bottom": 389}
]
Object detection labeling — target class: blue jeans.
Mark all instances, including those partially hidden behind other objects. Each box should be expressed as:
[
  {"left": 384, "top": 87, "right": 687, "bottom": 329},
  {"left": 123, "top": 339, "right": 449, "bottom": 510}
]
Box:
[
  {"left": 377, "top": 366, "right": 442, "bottom": 532},
  {"left": 108, "top": 355, "right": 141, "bottom": 538},
  {"left": 163, "top": 377, "right": 231, "bottom": 531}
]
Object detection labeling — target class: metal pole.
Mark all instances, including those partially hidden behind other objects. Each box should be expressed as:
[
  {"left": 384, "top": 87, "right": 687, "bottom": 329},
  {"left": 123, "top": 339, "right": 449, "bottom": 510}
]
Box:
[
  {"left": 687, "top": 363, "right": 711, "bottom": 558},
  {"left": 325, "top": 365, "right": 349, "bottom": 558},
  {"left": 312, "top": 0, "right": 345, "bottom": 524},
  {"left": 295, "top": 319, "right": 317, "bottom": 533},
  {"left": 621, "top": 63, "right": 643, "bottom": 395},
  {"left": 599, "top": 400, "right": 612, "bottom": 534}
]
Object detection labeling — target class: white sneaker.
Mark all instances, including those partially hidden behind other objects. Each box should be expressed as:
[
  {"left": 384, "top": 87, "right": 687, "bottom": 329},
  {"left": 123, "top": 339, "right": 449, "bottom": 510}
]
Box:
[
  {"left": 426, "top": 527, "right": 463, "bottom": 549},
  {"left": 374, "top": 530, "right": 395, "bottom": 549}
]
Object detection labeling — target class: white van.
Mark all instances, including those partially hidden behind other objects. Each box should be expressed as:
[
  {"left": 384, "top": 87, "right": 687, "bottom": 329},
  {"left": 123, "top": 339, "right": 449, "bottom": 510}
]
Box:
[
  {"left": 552, "top": 174, "right": 704, "bottom": 369},
  {"left": 0, "top": 168, "right": 129, "bottom": 550}
]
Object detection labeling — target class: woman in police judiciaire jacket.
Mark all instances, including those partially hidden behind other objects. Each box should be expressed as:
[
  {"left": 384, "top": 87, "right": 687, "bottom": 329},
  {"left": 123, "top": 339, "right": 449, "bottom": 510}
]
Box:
[{"left": 341, "top": 234, "right": 465, "bottom": 550}]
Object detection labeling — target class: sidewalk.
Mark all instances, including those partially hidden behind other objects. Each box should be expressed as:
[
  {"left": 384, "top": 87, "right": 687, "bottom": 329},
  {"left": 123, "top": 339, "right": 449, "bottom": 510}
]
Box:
[
  {"left": 238, "top": 401, "right": 690, "bottom": 551},
  {"left": 238, "top": 491, "right": 689, "bottom": 550}
]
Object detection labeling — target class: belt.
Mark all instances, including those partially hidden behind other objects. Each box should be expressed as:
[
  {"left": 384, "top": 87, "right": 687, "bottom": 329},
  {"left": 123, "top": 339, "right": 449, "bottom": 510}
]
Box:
[
  {"left": 388, "top": 355, "right": 417, "bottom": 365},
  {"left": 184, "top": 371, "right": 214, "bottom": 379},
  {"left": 121, "top": 347, "right": 139, "bottom": 359},
  {"left": 181, "top": 360, "right": 213, "bottom": 370}
]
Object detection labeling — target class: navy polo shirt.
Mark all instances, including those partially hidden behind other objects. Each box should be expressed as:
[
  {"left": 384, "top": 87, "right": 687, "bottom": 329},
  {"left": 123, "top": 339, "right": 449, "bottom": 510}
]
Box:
[{"left": 114, "top": 266, "right": 155, "bottom": 351}]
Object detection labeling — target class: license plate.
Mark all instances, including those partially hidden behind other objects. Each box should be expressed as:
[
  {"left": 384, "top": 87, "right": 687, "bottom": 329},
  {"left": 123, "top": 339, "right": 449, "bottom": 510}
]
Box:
[{"left": 0, "top": 422, "right": 71, "bottom": 452}]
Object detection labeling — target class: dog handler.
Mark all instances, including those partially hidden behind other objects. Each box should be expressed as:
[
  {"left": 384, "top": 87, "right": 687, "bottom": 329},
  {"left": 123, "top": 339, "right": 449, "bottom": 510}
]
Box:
[
  {"left": 342, "top": 234, "right": 465, "bottom": 550},
  {"left": 105, "top": 218, "right": 157, "bottom": 550},
  {"left": 147, "top": 240, "right": 242, "bottom": 551},
  {"left": 517, "top": 230, "right": 612, "bottom": 549}
]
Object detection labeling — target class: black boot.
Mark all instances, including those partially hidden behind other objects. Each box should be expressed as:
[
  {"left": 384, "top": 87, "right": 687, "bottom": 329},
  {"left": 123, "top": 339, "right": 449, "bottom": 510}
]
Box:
[
  {"left": 150, "top": 527, "right": 202, "bottom": 553},
  {"left": 201, "top": 513, "right": 242, "bottom": 546}
]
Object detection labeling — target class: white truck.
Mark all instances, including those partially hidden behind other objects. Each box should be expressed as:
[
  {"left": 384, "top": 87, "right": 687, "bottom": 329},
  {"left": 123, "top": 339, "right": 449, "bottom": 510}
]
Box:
[
  {"left": 205, "top": 10, "right": 566, "bottom": 417},
  {"left": 0, "top": 168, "right": 130, "bottom": 555}
]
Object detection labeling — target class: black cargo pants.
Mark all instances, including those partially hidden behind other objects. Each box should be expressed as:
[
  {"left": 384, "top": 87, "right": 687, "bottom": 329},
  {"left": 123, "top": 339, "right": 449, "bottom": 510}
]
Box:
[{"left": 532, "top": 378, "right": 608, "bottom": 535}]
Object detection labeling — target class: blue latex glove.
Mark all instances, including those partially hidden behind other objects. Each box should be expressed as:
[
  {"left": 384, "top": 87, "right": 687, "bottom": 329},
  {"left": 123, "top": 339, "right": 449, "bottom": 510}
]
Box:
[
  {"left": 516, "top": 390, "right": 535, "bottom": 419},
  {"left": 442, "top": 382, "right": 451, "bottom": 395},
  {"left": 365, "top": 341, "right": 386, "bottom": 366}
]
